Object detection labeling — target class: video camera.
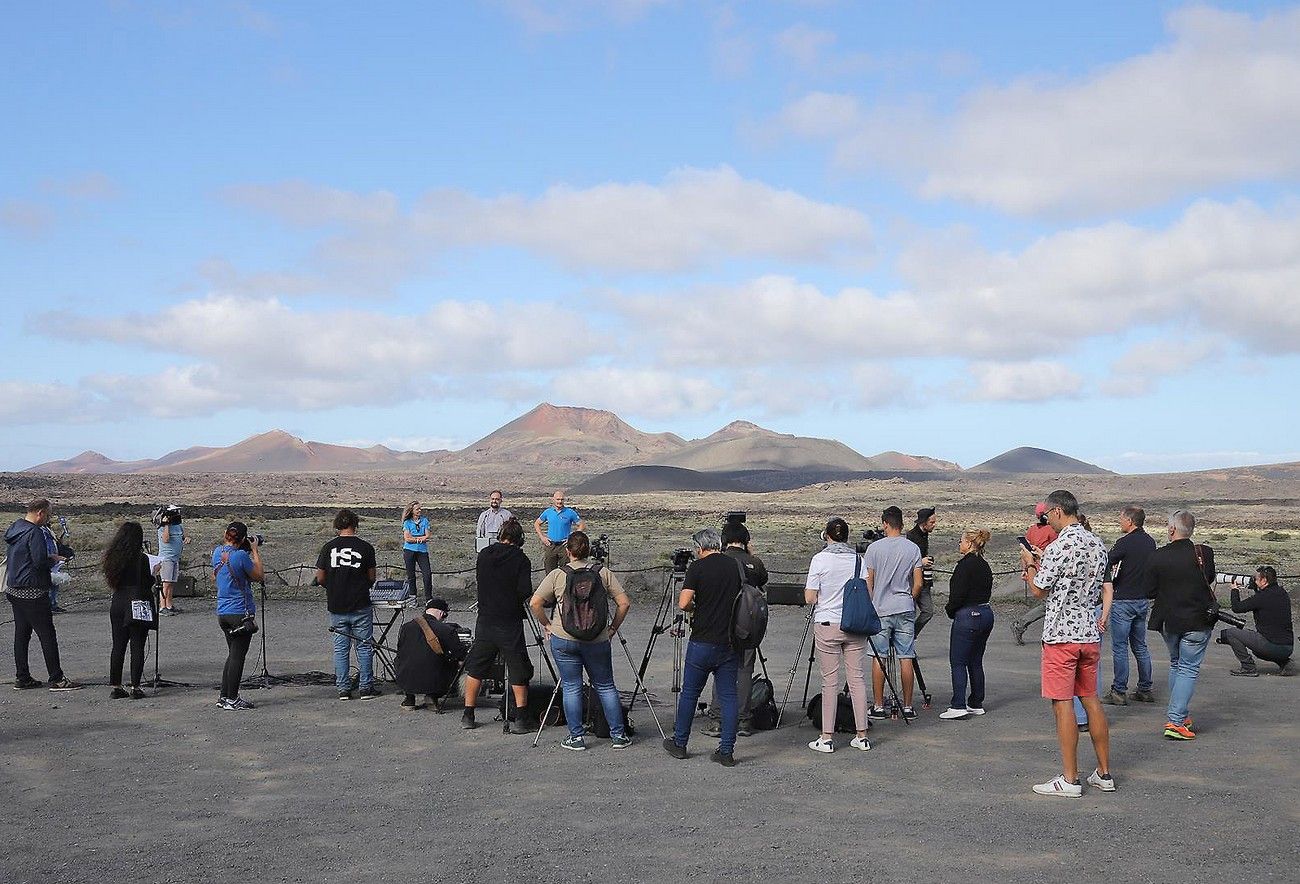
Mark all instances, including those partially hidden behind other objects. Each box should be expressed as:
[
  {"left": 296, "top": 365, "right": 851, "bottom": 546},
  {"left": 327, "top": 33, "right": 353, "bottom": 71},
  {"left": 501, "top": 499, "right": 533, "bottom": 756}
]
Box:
[
  {"left": 671, "top": 548, "right": 694, "bottom": 572},
  {"left": 150, "top": 504, "right": 182, "bottom": 527},
  {"left": 857, "top": 528, "right": 886, "bottom": 555},
  {"left": 723, "top": 511, "right": 746, "bottom": 525},
  {"left": 591, "top": 533, "right": 611, "bottom": 563}
]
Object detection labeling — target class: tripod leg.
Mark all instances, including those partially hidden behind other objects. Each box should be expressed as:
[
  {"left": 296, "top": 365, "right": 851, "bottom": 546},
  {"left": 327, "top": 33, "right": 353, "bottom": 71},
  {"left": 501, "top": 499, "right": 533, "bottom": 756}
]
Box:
[
  {"left": 437, "top": 659, "right": 468, "bottom": 713},
  {"left": 913, "top": 657, "right": 932, "bottom": 708},
  {"left": 532, "top": 679, "right": 562, "bottom": 748},
  {"left": 501, "top": 658, "right": 512, "bottom": 734},
  {"left": 869, "top": 643, "right": 910, "bottom": 726},
  {"left": 800, "top": 629, "right": 817, "bottom": 708},
  {"left": 616, "top": 632, "right": 666, "bottom": 739},
  {"left": 777, "top": 611, "right": 814, "bottom": 727}
]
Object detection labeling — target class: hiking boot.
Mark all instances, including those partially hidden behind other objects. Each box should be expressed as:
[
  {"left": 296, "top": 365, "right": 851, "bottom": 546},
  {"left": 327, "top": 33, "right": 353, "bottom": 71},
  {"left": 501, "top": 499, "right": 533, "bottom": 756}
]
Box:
[
  {"left": 509, "top": 715, "right": 539, "bottom": 735},
  {"left": 610, "top": 735, "right": 633, "bottom": 750},
  {"left": 460, "top": 708, "right": 478, "bottom": 730},
  {"left": 699, "top": 719, "right": 722, "bottom": 738},
  {"left": 808, "top": 736, "right": 834, "bottom": 754},
  {"left": 868, "top": 706, "right": 888, "bottom": 720},
  {"left": 109, "top": 686, "right": 130, "bottom": 700},
  {"left": 358, "top": 685, "right": 383, "bottom": 701},
  {"left": 130, "top": 687, "right": 146, "bottom": 700},
  {"left": 1276, "top": 659, "right": 1298, "bottom": 676},
  {"left": 48, "top": 679, "right": 81, "bottom": 692},
  {"left": 560, "top": 735, "right": 587, "bottom": 752},
  {"left": 1011, "top": 623, "right": 1027, "bottom": 646},
  {"left": 737, "top": 719, "right": 753, "bottom": 737},
  {"left": 710, "top": 750, "right": 737, "bottom": 767},
  {"left": 1229, "top": 666, "right": 1259, "bottom": 677},
  {"left": 13, "top": 676, "right": 42, "bottom": 690},
  {"left": 850, "top": 735, "right": 871, "bottom": 751},
  {"left": 662, "top": 738, "right": 688, "bottom": 760},
  {"left": 1131, "top": 689, "right": 1156, "bottom": 703},
  {"left": 1163, "top": 721, "right": 1196, "bottom": 740},
  {"left": 1087, "top": 769, "right": 1116, "bottom": 792},
  {"left": 1101, "top": 689, "right": 1127, "bottom": 705},
  {"left": 1033, "top": 775, "right": 1082, "bottom": 799}
]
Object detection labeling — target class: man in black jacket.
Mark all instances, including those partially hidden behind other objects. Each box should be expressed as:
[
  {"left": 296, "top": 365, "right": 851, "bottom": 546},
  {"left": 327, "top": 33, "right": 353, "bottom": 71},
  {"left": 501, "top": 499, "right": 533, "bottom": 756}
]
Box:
[
  {"left": 907, "top": 508, "right": 937, "bottom": 636},
  {"left": 461, "top": 518, "right": 538, "bottom": 733},
  {"left": 1219, "top": 567, "right": 1295, "bottom": 676},
  {"left": 1144, "top": 510, "right": 1216, "bottom": 740},
  {"left": 1101, "top": 506, "right": 1158, "bottom": 706},
  {"left": 396, "top": 598, "right": 469, "bottom": 708},
  {"left": 701, "top": 520, "right": 769, "bottom": 738},
  {"left": 5, "top": 499, "right": 79, "bottom": 691}
]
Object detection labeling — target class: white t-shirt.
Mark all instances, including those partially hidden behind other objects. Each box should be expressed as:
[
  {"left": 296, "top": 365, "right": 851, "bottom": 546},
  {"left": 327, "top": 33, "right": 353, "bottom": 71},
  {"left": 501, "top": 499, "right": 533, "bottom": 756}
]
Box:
[{"left": 805, "top": 543, "right": 862, "bottom": 622}]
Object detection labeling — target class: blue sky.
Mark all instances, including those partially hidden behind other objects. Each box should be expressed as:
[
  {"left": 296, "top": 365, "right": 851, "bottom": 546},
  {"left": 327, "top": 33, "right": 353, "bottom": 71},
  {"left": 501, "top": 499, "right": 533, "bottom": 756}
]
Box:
[{"left": 2, "top": 0, "right": 1298, "bottom": 473}]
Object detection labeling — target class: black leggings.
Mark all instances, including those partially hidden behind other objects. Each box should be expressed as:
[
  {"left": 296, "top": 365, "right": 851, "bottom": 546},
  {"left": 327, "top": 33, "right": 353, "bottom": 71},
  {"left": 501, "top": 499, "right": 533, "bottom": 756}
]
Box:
[
  {"left": 218, "top": 615, "right": 253, "bottom": 698},
  {"left": 404, "top": 549, "right": 432, "bottom": 600},
  {"left": 109, "top": 592, "right": 149, "bottom": 687}
]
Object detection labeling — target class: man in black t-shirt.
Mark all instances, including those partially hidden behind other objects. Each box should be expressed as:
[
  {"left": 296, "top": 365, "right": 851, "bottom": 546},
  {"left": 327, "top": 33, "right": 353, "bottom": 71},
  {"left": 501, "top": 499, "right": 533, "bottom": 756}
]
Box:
[
  {"left": 702, "top": 521, "right": 768, "bottom": 738},
  {"left": 314, "top": 509, "right": 379, "bottom": 701},
  {"left": 906, "top": 508, "right": 937, "bottom": 635},
  {"left": 663, "top": 528, "right": 743, "bottom": 767},
  {"left": 1221, "top": 567, "right": 1295, "bottom": 676}
]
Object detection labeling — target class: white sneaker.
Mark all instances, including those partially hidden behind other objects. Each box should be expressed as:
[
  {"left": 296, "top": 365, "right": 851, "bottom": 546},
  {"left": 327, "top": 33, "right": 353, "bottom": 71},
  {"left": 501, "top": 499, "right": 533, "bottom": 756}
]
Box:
[
  {"left": 849, "top": 736, "right": 871, "bottom": 751},
  {"left": 965, "top": 706, "right": 986, "bottom": 715},
  {"left": 808, "top": 737, "right": 834, "bottom": 753},
  {"left": 939, "top": 707, "right": 970, "bottom": 720},
  {"left": 1033, "top": 775, "right": 1082, "bottom": 798},
  {"left": 1086, "top": 769, "right": 1116, "bottom": 792}
]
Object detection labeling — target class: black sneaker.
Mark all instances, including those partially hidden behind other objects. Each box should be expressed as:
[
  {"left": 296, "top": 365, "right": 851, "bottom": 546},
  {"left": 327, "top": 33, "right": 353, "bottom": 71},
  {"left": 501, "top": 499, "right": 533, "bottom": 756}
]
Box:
[
  {"left": 509, "top": 715, "right": 539, "bottom": 734},
  {"left": 130, "top": 687, "right": 146, "bottom": 700},
  {"left": 13, "top": 676, "right": 42, "bottom": 690},
  {"left": 662, "top": 738, "right": 688, "bottom": 759},
  {"left": 109, "top": 686, "right": 129, "bottom": 700},
  {"left": 710, "top": 750, "right": 737, "bottom": 767},
  {"left": 48, "top": 679, "right": 82, "bottom": 692},
  {"left": 901, "top": 706, "right": 918, "bottom": 720},
  {"left": 461, "top": 708, "right": 478, "bottom": 730},
  {"left": 338, "top": 690, "right": 353, "bottom": 701},
  {"left": 868, "top": 706, "right": 888, "bottom": 720},
  {"left": 400, "top": 694, "right": 418, "bottom": 711},
  {"left": 358, "top": 685, "right": 383, "bottom": 701}
]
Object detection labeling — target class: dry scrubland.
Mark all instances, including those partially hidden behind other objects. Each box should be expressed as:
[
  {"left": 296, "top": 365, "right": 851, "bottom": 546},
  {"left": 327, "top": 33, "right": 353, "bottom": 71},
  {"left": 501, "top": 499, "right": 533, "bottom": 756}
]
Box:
[{"left": 5, "top": 468, "right": 1298, "bottom": 602}]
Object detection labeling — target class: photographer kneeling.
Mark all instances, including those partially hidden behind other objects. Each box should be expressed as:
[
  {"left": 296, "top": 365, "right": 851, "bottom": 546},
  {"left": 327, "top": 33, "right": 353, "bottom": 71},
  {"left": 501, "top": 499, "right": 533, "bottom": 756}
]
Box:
[
  {"left": 530, "top": 531, "right": 632, "bottom": 751},
  {"left": 212, "top": 521, "right": 263, "bottom": 711},
  {"left": 1220, "top": 567, "right": 1295, "bottom": 677}
]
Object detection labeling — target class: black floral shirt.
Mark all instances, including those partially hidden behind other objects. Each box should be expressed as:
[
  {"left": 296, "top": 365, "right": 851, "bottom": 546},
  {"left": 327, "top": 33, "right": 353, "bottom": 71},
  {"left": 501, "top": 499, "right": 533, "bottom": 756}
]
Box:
[{"left": 1034, "top": 524, "right": 1108, "bottom": 644}]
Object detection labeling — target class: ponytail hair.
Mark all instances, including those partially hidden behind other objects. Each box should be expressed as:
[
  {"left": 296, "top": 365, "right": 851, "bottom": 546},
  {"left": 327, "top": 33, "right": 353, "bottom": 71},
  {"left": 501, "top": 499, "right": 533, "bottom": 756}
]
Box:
[
  {"left": 824, "top": 517, "right": 849, "bottom": 543},
  {"left": 963, "top": 528, "right": 991, "bottom": 556}
]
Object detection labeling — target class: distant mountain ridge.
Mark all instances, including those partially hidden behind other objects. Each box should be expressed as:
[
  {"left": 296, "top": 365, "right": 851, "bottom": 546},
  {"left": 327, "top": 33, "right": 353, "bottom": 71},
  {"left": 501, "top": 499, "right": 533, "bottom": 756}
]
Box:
[{"left": 23, "top": 404, "right": 1108, "bottom": 478}]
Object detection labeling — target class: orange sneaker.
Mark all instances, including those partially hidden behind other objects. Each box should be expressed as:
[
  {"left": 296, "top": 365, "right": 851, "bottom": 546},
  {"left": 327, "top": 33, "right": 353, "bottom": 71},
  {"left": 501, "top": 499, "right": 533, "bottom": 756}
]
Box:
[{"left": 1163, "top": 721, "right": 1196, "bottom": 740}]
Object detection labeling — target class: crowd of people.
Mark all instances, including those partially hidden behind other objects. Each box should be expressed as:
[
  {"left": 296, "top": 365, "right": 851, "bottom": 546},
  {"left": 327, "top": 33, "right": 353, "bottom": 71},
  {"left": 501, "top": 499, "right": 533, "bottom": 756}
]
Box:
[{"left": 4, "top": 489, "right": 1296, "bottom": 795}]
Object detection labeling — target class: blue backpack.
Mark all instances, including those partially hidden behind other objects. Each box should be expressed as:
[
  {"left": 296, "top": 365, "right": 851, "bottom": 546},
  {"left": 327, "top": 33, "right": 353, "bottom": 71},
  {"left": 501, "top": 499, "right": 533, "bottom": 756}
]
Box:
[{"left": 839, "top": 555, "right": 881, "bottom": 636}]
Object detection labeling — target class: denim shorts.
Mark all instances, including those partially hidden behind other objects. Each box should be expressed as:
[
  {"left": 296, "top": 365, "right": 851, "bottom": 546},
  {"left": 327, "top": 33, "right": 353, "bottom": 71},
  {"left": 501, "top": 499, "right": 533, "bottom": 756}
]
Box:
[{"left": 869, "top": 612, "right": 917, "bottom": 659}]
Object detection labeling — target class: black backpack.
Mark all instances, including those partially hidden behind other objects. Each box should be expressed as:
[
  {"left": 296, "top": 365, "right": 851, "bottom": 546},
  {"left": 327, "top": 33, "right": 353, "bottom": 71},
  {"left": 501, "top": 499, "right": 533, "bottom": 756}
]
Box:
[
  {"left": 729, "top": 557, "right": 769, "bottom": 651},
  {"left": 583, "top": 685, "right": 637, "bottom": 738},
  {"left": 748, "top": 677, "right": 778, "bottom": 731},
  {"left": 559, "top": 564, "right": 609, "bottom": 641},
  {"left": 806, "top": 687, "right": 858, "bottom": 733}
]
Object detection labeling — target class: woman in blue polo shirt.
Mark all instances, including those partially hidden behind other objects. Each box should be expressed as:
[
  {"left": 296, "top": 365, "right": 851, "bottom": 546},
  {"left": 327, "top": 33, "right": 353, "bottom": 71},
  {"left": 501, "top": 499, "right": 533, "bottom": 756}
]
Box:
[
  {"left": 212, "top": 521, "right": 263, "bottom": 710},
  {"left": 402, "top": 501, "right": 433, "bottom": 601}
]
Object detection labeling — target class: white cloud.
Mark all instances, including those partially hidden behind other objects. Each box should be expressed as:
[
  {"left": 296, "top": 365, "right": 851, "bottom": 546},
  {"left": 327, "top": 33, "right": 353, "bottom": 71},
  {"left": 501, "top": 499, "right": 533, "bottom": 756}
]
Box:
[
  {"left": 223, "top": 167, "right": 873, "bottom": 283},
  {"left": 0, "top": 200, "right": 56, "bottom": 238},
  {"left": 553, "top": 368, "right": 726, "bottom": 419},
  {"left": 0, "top": 381, "right": 101, "bottom": 425},
  {"left": 775, "top": 6, "right": 1300, "bottom": 215},
  {"left": 966, "top": 361, "right": 1083, "bottom": 402},
  {"left": 1101, "top": 336, "right": 1224, "bottom": 396}
]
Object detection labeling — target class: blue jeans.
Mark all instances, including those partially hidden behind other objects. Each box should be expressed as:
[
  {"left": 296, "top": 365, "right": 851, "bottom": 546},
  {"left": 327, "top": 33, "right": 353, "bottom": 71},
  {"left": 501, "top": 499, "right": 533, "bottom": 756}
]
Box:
[
  {"left": 948, "top": 605, "right": 994, "bottom": 710},
  {"left": 330, "top": 609, "right": 374, "bottom": 691},
  {"left": 1162, "top": 629, "right": 1211, "bottom": 726},
  {"left": 673, "top": 640, "right": 739, "bottom": 755},
  {"left": 1074, "top": 604, "right": 1103, "bottom": 725},
  {"left": 1109, "top": 599, "right": 1153, "bottom": 693},
  {"left": 550, "top": 636, "right": 624, "bottom": 739}
]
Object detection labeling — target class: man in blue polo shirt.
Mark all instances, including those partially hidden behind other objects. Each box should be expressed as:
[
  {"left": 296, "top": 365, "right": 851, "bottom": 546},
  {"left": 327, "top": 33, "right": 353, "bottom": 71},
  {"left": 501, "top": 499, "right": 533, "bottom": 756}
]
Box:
[{"left": 534, "top": 491, "right": 584, "bottom": 573}]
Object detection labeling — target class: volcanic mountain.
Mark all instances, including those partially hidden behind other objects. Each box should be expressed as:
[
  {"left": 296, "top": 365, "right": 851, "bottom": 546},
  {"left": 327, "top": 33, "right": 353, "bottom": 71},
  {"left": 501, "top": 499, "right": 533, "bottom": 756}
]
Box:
[
  {"left": 650, "top": 421, "right": 874, "bottom": 472},
  {"left": 443, "top": 403, "right": 686, "bottom": 470},
  {"left": 967, "top": 446, "right": 1113, "bottom": 475}
]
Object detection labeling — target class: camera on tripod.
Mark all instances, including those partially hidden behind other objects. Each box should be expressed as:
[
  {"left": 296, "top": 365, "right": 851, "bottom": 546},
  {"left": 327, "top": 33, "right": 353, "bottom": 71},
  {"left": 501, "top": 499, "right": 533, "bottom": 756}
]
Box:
[
  {"left": 857, "top": 529, "right": 886, "bottom": 555},
  {"left": 591, "top": 534, "right": 611, "bottom": 563},
  {"left": 671, "top": 548, "right": 694, "bottom": 572}
]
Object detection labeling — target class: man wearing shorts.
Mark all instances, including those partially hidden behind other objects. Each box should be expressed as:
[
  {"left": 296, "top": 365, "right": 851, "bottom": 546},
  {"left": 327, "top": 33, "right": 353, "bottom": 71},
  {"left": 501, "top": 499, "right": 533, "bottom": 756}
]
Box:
[
  {"left": 461, "top": 518, "right": 538, "bottom": 733},
  {"left": 1022, "top": 490, "right": 1115, "bottom": 798},
  {"left": 156, "top": 505, "right": 189, "bottom": 615},
  {"left": 865, "top": 506, "right": 924, "bottom": 720}
]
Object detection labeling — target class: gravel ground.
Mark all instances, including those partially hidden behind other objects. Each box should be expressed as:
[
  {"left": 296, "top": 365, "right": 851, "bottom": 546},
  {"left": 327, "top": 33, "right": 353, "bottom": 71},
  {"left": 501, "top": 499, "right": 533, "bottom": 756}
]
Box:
[{"left": 1, "top": 594, "right": 1297, "bottom": 884}]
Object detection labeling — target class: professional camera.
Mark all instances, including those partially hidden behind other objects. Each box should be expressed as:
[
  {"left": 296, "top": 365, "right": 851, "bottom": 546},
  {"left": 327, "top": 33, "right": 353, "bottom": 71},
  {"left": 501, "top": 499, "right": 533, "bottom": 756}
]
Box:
[
  {"left": 723, "top": 511, "right": 746, "bottom": 525},
  {"left": 671, "top": 548, "right": 695, "bottom": 572},
  {"left": 856, "top": 528, "right": 886, "bottom": 555},
  {"left": 1216, "top": 573, "right": 1253, "bottom": 588},
  {"left": 239, "top": 533, "right": 266, "bottom": 552},
  {"left": 591, "top": 534, "right": 611, "bottom": 563},
  {"left": 150, "top": 504, "right": 182, "bottom": 527},
  {"left": 227, "top": 613, "right": 259, "bottom": 635}
]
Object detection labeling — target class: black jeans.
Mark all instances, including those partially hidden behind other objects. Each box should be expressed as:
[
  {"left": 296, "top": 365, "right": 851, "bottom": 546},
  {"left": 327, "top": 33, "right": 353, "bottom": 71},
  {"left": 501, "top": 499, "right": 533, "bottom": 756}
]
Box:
[
  {"left": 8, "top": 593, "right": 63, "bottom": 682},
  {"left": 404, "top": 549, "right": 432, "bottom": 600},
  {"left": 218, "top": 614, "right": 254, "bottom": 698},
  {"left": 1222, "top": 627, "right": 1293, "bottom": 668},
  {"left": 109, "top": 591, "right": 149, "bottom": 687},
  {"left": 949, "top": 604, "right": 994, "bottom": 709}
]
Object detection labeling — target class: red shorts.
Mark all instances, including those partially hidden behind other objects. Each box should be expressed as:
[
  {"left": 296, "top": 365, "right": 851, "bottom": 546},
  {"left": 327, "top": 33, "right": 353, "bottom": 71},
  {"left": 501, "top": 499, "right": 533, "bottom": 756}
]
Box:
[{"left": 1041, "top": 642, "right": 1100, "bottom": 701}]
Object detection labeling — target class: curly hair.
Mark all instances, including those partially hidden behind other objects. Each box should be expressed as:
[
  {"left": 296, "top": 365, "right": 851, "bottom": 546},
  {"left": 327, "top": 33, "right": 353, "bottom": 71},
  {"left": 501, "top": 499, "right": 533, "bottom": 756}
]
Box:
[{"left": 102, "top": 521, "right": 145, "bottom": 591}]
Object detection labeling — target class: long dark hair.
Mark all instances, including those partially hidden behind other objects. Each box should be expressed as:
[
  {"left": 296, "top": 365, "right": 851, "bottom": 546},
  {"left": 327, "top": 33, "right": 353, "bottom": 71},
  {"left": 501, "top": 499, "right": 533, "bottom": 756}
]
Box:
[{"left": 103, "top": 521, "right": 145, "bottom": 590}]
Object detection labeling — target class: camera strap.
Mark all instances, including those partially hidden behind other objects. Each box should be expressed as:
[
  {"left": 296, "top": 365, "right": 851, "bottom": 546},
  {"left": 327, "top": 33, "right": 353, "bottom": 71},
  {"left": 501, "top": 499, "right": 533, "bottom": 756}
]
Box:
[{"left": 415, "top": 615, "right": 445, "bottom": 656}]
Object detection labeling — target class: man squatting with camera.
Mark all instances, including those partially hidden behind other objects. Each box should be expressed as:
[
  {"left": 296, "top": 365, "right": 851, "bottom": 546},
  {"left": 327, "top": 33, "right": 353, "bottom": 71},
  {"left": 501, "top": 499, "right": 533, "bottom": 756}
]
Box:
[{"left": 1219, "top": 566, "right": 1295, "bottom": 676}]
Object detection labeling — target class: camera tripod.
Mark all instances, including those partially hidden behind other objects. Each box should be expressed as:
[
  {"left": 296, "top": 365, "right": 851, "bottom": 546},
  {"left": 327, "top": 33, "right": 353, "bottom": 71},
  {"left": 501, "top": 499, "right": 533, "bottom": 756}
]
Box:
[
  {"left": 147, "top": 578, "right": 189, "bottom": 691},
  {"left": 242, "top": 581, "right": 293, "bottom": 690},
  {"left": 627, "top": 567, "right": 688, "bottom": 719},
  {"left": 777, "top": 610, "right": 909, "bottom": 727}
]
